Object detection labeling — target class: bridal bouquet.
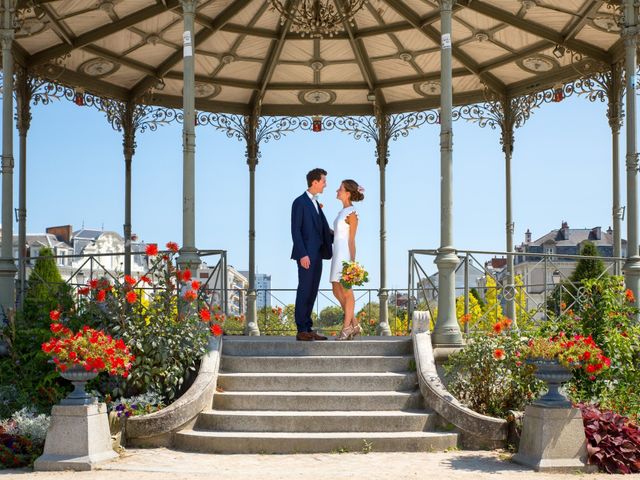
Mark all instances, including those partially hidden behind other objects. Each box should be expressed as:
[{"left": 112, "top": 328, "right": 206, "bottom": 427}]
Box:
[{"left": 340, "top": 261, "right": 369, "bottom": 289}]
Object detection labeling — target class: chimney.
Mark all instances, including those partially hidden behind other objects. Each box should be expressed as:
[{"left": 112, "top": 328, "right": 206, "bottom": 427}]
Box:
[
  {"left": 559, "top": 221, "right": 570, "bottom": 241},
  {"left": 590, "top": 226, "right": 602, "bottom": 240},
  {"left": 525, "top": 229, "right": 532, "bottom": 243},
  {"left": 46, "top": 225, "right": 72, "bottom": 244},
  {"left": 607, "top": 226, "right": 613, "bottom": 235}
]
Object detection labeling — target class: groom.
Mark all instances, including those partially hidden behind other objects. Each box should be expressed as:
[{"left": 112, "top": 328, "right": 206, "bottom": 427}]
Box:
[{"left": 291, "top": 168, "right": 333, "bottom": 341}]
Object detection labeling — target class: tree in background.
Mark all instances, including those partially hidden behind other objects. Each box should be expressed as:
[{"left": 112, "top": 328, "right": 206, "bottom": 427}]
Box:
[
  {"left": 22, "top": 247, "right": 74, "bottom": 327},
  {"left": 483, "top": 275, "right": 503, "bottom": 326}
]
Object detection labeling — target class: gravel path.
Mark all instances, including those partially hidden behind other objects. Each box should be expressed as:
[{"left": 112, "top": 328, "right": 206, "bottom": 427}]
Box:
[{"left": 0, "top": 449, "right": 623, "bottom": 480}]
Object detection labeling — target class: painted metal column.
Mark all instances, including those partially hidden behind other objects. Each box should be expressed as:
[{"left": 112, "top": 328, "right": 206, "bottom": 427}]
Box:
[
  {"left": 15, "top": 67, "right": 30, "bottom": 308},
  {"left": 501, "top": 98, "right": 517, "bottom": 326},
  {"left": 0, "top": 0, "right": 17, "bottom": 314},
  {"left": 245, "top": 112, "right": 260, "bottom": 336},
  {"left": 607, "top": 64, "right": 624, "bottom": 274},
  {"left": 122, "top": 102, "right": 135, "bottom": 277},
  {"left": 432, "top": 0, "right": 463, "bottom": 346},
  {"left": 177, "top": 0, "right": 200, "bottom": 271},
  {"left": 375, "top": 104, "right": 392, "bottom": 336},
  {"left": 622, "top": 0, "right": 640, "bottom": 312}
]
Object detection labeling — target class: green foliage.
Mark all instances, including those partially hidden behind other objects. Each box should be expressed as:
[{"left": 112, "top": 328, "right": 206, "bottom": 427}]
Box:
[
  {"left": 22, "top": 248, "right": 73, "bottom": 328},
  {"left": 445, "top": 327, "right": 542, "bottom": 417},
  {"left": 318, "top": 305, "right": 344, "bottom": 327},
  {"left": 0, "top": 310, "right": 68, "bottom": 417},
  {"left": 78, "top": 255, "right": 210, "bottom": 402},
  {"left": 258, "top": 305, "right": 297, "bottom": 336},
  {"left": 561, "top": 241, "right": 607, "bottom": 308}
]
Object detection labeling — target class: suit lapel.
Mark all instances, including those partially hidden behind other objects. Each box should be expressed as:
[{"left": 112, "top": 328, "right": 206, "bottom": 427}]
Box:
[{"left": 304, "top": 193, "right": 321, "bottom": 232}]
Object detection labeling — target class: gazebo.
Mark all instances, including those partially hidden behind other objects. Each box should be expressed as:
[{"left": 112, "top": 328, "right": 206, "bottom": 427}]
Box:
[{"left": 0, "top": 0, "right": 638, "bottom": 344}]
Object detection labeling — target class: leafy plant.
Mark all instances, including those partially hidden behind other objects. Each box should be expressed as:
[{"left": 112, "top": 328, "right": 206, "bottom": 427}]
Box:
[
  {"left": 445, "top": 319, "right": 542, "bottom": 417},
  {"left": 580, "top": 403, "right": 640, "bottom": 474}
]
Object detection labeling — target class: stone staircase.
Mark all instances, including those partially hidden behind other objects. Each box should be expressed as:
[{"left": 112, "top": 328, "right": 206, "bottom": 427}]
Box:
[{"left": 174, "top": 337, "right": 458, "bottom": 454}]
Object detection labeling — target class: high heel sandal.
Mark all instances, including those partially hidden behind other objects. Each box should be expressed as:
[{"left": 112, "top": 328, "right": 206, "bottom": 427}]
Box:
[
  {"left": 351, "top": 323, "right": 362, "bottom": 338},
  {"left": 335, "top": 325, "right": 355, "bottom": 341}
]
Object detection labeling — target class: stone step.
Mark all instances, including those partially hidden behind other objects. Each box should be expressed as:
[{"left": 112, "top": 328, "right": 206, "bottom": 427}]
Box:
[
  {"left": 213, "top": 390, "right": 424, "bottom": 411},
  {"left": 221, "top": 355, "right": 414, "bottom": 373},
  {"left": 221, "top": 336, "right": 412, "bottom": 357},
  {"left": 195, "top": 410, "right": 437, "bottom": 433},
  {"left": 217, "top": 372, "right": 417, "bottom": 392},
  {"left": 174, "top": 430, "right": 458, "bottom": 454}
]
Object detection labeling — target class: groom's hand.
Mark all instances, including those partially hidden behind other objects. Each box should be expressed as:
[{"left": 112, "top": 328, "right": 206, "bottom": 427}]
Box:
[{"left": 300, "top": 256, "right": 311, "bottom": 269}]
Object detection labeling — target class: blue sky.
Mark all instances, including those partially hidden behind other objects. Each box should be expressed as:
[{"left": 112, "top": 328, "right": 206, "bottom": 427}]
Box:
[{"left": 9, "top": 93, "right": 622, "bottom": 294}]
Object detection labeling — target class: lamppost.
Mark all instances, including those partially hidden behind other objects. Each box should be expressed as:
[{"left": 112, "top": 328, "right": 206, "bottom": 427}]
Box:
[{"left": 552, "top": 269, "right": 562, "bottom": 316}]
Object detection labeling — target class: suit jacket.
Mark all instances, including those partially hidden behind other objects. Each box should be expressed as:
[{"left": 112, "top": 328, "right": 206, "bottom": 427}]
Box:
[{"left": 291, "top": 192, "right": 333, "bottom": 261}]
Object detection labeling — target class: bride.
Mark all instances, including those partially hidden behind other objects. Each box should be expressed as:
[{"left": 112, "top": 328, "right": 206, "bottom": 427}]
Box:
[{"left": 330, "top": 179, "right": 365, "bottom": 340}]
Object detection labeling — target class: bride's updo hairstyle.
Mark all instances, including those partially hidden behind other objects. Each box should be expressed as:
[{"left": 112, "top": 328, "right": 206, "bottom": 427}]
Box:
[{"left": 343, "top": 179, "right": 365, "bottom": 202}]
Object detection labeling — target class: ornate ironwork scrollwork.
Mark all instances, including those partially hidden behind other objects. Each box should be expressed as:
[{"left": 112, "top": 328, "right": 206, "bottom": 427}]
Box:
[{"left": 453, "top": 88, "right": 541, "bottom": 153}]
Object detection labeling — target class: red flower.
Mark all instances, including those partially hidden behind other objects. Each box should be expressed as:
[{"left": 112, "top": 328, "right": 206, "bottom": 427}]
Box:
[
  {"left": 199, "top": 308, "right": 211, "bottom": 322},
  {"left": 210, "top": 324, "right": 223, "bottom": 337},
  {"left": 96, "top": 289, "right": 106, "bottom": 303},
  {"left": 78, "top": 287, "right": 90, "bottom": 295},
  {"left": 586, "top": 364, "right": 597, "bottom": 373},
  {"left": 181, "top": 270, "right": 192, "bottom": 282},
  {"left": 49, "top": 310, "right": 61, "bottom": 321},
  {"left": 515, "top": 361, "right": 522, "bottom": 367},
  {"left": 140, "top": 275, "right": 151, "bottom": 284},
  {"left": 492, "top": 322, "right": 503, "bottom": 334},
  {"left": 166, "top": 241, "right": 179, "bottom": 253},
  {"left": 125, "top": 291, "right": 137, "bottom": 304},
  {"left": 459, "top": 313, "right": 472, "bottom": 324},
  {"left": 89, "top": 279, "right": 98, "bottom": 290},
  {"left": 493, "top": 348, "right": 506, "bottom": 361},
  {"left": 124, "top": 275, "right": 137, "bottom": 286},
  {"left": 50, "top": 323, "right": 64, "bottom": 334},
  {"left": 184, "top": 289, "right": 197, "bottom": 301},
  {"left": 626, "top": 289, "right": 635, "bottom": 303},
  {"left": 191, "top": 280, "right": 201, "bottom": 290},
  {"left": 145, "top": 243, "right": 158, "bottom": 256}
]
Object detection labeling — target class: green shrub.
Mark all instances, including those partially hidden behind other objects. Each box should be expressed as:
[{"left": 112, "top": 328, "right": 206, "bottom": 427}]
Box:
[{"left": 445, "top": 322, "right": 542, "bottom": 418}]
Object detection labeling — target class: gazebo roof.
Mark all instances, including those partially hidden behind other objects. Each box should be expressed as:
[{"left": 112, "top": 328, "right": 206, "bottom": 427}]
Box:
[{"left": 11, "top": 0, "right": 625, "bottom": 115}]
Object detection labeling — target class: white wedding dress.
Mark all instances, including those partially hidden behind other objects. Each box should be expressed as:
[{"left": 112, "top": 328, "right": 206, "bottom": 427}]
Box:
[{"left": 330, "top": 206, "right": 358, "bottom": 283}]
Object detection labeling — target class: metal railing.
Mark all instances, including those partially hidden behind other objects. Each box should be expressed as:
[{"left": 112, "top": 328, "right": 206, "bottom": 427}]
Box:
[
  {"left": 223, "top": 287, "right": 412, "bottom": 336},
  {"left": 15, "top": 249, "right": 228, "bottom": 314},
  {"left": 408, "top": 248, "right": 625, "bottom": 331}
]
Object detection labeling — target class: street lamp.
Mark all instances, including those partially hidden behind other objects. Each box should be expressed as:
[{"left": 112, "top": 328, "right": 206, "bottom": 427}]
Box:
[{"left": 552, "top": 269, "right": 561, "bottom": 286}]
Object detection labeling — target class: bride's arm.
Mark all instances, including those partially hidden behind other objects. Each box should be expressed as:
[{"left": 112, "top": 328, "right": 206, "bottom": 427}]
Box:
[{"left": 347, "top": 213, "right": 358, "bottom": 261}]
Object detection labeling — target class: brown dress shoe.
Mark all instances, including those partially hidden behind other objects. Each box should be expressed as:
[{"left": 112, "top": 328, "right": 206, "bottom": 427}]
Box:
[
  {"left": 296, "top": 332, "right": 314, "bottom": 341},
  {"left": 309, "top": 331, "right": 328, "bottom": 341}
]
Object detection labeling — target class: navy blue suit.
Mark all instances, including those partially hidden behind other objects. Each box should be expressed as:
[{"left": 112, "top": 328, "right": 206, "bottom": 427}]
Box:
[{"left": 291, "top": 192, "right": 333, "bottom": 333}]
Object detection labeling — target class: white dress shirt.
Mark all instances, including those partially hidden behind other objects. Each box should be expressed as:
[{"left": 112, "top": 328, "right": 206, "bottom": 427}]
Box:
[{"left": 306, "top": 190, "right": 319, "bottom": 213}]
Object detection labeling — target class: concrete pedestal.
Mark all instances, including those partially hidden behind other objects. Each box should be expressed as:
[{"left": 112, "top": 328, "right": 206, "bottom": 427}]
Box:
[
  {"left": 34, "top": 403, "right": 118, "bottom": 471},
  {"left": 513, "top": 405, "right": 594, "bottom": 472}
]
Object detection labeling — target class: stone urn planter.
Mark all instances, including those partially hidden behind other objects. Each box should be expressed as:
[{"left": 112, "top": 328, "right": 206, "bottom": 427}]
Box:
[
  {"left": 528, "top": 358, "right": 573, "bottom": 408},
  {"left": 59, "top": 366, "right": 99, "bottom": 406}
]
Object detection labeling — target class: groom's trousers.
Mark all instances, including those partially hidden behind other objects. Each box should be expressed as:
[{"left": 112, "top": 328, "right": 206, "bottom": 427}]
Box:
[{"left": 294, "top": 253, "right": 322, "bottom": 333}]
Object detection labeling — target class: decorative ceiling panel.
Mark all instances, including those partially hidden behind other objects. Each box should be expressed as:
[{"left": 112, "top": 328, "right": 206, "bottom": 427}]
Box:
[
  {"left": 362, "top": 35, "right": 399, "bottom": 57},
  {"left": 382, "top": 84, "right": 422, "bottom": 103},
  {"left": 319, "top": 40, "right": 355, "bottom": 61},
  {"left": 127, "top": 42, "right": 177, "bottom": 68},
  {"left": 270, "top": 64, "right": 314, "bottom": 83},
  {"left": 487, "top": 64, "right": 534, "bottom": 84},
  {"left": 321, "top": 63, "right": 364, "bottom": 83},
  {"left": 235, "top": 36, "right": 272, "bottom": 59},
  {"left": 7, "top": 0, "right": 623, "bottom": 115},
  {"left": 280, "top": 40, "right": 314, "bottom": 62},
  {"left": 374, "top": 58, "right": 418, "bottom": 80},
  {"left": 216, "top": 61, "right": 262, "bottom": 81},
  {"left": 393, "top": 30, "right": 436, "bottom": 52},
  {"left": 459, "top": 40, "right": 511, "bottom": 64},
  {"left": 115, "top": 0, "right": 155, "bottom": 18}
]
